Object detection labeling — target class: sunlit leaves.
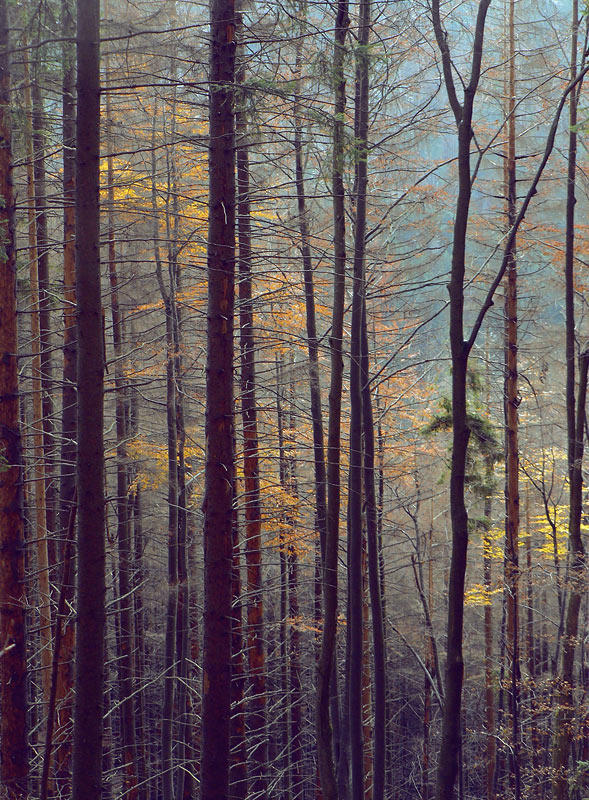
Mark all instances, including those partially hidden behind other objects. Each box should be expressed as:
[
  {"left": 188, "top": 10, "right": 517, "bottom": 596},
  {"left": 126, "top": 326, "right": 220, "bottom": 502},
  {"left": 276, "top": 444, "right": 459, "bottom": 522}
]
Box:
[{"left": 464, "top": 583, "right": 502, "bottom": 607}]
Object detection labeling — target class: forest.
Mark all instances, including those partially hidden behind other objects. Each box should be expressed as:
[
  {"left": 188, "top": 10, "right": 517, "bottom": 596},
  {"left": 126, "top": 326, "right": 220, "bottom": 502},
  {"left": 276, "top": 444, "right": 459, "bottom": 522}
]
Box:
[{"left": 0, "top": 0, "right": 588, "bottom": 798}]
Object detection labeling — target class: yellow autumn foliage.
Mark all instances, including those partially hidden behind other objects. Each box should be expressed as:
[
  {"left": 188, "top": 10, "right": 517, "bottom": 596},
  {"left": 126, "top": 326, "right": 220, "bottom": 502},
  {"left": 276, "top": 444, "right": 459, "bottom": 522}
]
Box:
[
  {"left": 482, "top": 526, "right": 504, "bottom": 560},
  {"left": 464, "top": 583, "right": 502, "bottom": 607},
  {"left": 126, "top": 433, "right": 204, "bottom": 496}
]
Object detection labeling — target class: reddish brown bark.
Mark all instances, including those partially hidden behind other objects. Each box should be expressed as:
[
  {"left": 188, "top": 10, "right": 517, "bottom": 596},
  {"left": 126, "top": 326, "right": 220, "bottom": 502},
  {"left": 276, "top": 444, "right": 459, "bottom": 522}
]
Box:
[
  {"left": 0, "top": 4, "right": 29, "bottom": 794},
  {"left": 23, "top": 46, "right": 52, "bottom": 709}
]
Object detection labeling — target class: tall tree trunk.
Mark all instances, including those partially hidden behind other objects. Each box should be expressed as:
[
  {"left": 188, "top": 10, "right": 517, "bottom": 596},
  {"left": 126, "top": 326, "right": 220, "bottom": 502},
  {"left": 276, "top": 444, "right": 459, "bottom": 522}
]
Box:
[
  {"left": 201, "top": 0, "right": 236, "bottom": 792},
  {"left": 230, "top": 498, "right": 247, "bottom": 800},
  {"left": 175, "top": 362, "right": 190, "bottom": 800},
  {"left": 165, "top": 75, "right": 191, "bottom": 800},
  {"left": 286, "top": 379, "right": 303, "bottom": 800},
  {"left": 160, "top": 296, "right": 178, "bottom": 800},
  {"left": 236, "top": 16, "right": 267, "bottom": 795},
  {"left": 361, "top": 537, "right": 372, "bottom": 800},
  {"left": 552, "top": 351, "right": 589, "bottom": 800},
  {"left": 101, "top": 612, "right": 113, "bottom": 800},
  {"left": 0, "top": 5, "right": 29, "bottom": 794},
  {"left": 360, "top": 305, "right": 386, "bottom": 800},
  {"left": 105, "top": 75, "right": 138, "bottom": 798},
  {"left": 23, "top": 46, "right": 53, "bottom": 709},
  {"left": 525, "top": 487, "right": 541, "bottom": 796},
  {"left": 424, "top": 647, "right": 432, "bottom": 800},
  {"left": 40, "top": 501, "right": 76, "bottom": 800},
  {"left": 348, "top": 173, "right": 364, "bottom": 797},
  {"left": 552, "top": 5, "right": 587, "bottom": 797},
  {"left": 276, "top": 358, "right": 291, "bottom": 800},
  {"left": 483, "top": 458, "right": 496, "bottom": 800},
  {"left": 565, "top": 6, "right": 580, "bottom": 485},
  {"left": 289, "top": 537, "right": 303, "bottom": 800},
  {"left": 151, "top": 94, "right": 179, "bottom": 800},
  {"left": 493, "top": 586, "right": 509, "bottom": 798},
  {"left": 31, "top": 61, "right": 56, "bottom": 545},
  {"left": 316, "top": 1, "right": 348, "bottom": 797},
  {"left": 293, "top": 22, "right": 328, "bottom": 566},
  {"left": 430, "top": 4, "right": 492, "bottom": 797},
  {"left": 292, "top": 48, "right": 333, "bottom": 781},
  {"left": 376, "top": 395, "right": 394, "bottom": 796},
  {"left": 349, "top": 0, "right": 371, "bottom": 793},
  {"left": 71, "top": 0, "right": 105, "bottom": 796},
  {"left": 292, "top": 30, "right": 337, "bottom": 797},
  {"left": 503, "top": 6, "right": 521, "bottom": 794},
  {"left": 131, "top": 482, "right": 148, "bottom": 800},
  {"left": 54, "top": 0, "right": 77, "bottom": 790},
  {"left": 187, "top": 541, "right": 201, "bottom": 796},
  {"left": 430, "top": 17, "right": 589, "bottom": 794},
  {"left": 524, "top": 489, "right": 535, "bottom": 682},
  {"left": 340, "top": 522, "right": 353, "bottom": 797},
  {"left": 423, "top": 521, "right": 434, "bottom": 800}
]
